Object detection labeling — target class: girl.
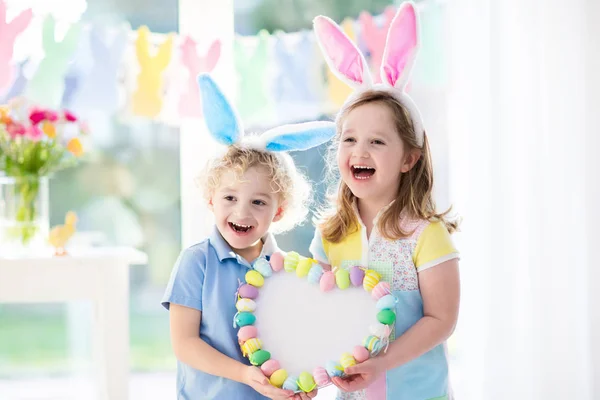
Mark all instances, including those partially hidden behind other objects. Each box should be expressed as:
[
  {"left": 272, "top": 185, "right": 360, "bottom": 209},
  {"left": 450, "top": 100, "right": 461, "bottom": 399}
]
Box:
[
  {"left": 162, "top": 74, "right": 335, "bottom": 400},
  {"left": 310, "top": 3, "right": 460, "bottom": 399}
]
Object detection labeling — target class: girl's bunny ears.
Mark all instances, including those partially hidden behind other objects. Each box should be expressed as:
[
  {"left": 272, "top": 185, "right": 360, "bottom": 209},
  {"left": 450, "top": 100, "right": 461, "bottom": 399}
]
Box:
[
  {"left": 313, "top": 1, "right": 425, "bottom": 146},
  {"left": 198, "top": 74, "right": 336, "bottom": 152}
]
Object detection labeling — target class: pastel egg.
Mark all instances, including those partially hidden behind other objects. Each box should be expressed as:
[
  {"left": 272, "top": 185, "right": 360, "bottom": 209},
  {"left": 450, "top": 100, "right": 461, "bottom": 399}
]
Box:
[
  {"left": 353, "top": 345, "right": 370, "bottom": 363},
  {"left": 270, "top": 251, "right": 285, "bottom": 272},
  {"left": 235, "top": 312, "right": 255, "bottom": 327},
  {"left": 340, "top": 352, "right": 356, "bottom": 369},
  {"left": 377, "top": 309, "right": 396, "bottom": 325},
  {"left": 320, "top": 271, "right": 336, "bottom": 292},
  {"left": 241, "top": 338, "right": 262, "bottom": 356},
  {"left": 371, "top": 281, "right": 391, "bottom": 300},
  {"left": 269, "top": 369, "right": 288, "bottom": 388},
  {"left": 376, "top": 294, "right": 397, "bottom": 311},
  {"left": 238, "top": 284, "right": 259, "bottom": 299},
  {"left": 350, "top": 266, "right": 365, "bottom": 286},
  {"left": 236, "top": 298, "right": 256, "bottom": 312},
  {"left": 335, "top": 268, "right": 350, "bottom": 289},
  {"left": 253, "top": 258, "right": 272, "bottom": 278},
  {"left": 296, "top": 258, "right": 314, "bottom": 278},
  {"left": 307, "top": 264, "right": 324, "bottom": 284},
  {"left": 250, "top": 349, "right": 271, "bottom": 366},
  {"left": 325, "top": 360, "right": 343, "bottom": 377},
  {"left": 363, "top": 335, "right": 382, "bottom": 353},
  {"left": 369, "top": 323, "right": 391, "bottom": 338},
  {"left": 298, "top": 371, "right": 317, "bottom": 393},
  {"left": 237, "top": 326, "right": 258, "bottom": 342},
  {"left": 261, "top": 359, "right": 280, "bottom": 377},
  {"left": 313, "top": 366, "right": 330, "bottom": 386},
  {"left": 283, "top": 376, "right": 299, "bottom": 391},
  {"left": 245, "top": 270, "right": 265, "bottom": 288},
  {"left": 284, "top": 251, "right": 300, "bottom": 272},
  {"left": 363, "top": 270, "right": 382, "bottom": 292}
]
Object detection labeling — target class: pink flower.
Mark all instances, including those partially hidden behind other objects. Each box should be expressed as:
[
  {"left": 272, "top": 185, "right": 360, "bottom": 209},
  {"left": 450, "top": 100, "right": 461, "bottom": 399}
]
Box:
[
  {"left": 26, "top": 124, "right": 43, "bottom": 141},
  {"left": 44, "top": 110, "right": 58, "bottom": 122},
  {"left": 64, "top": 110, "right": 77, "bottom": 122},
  {"left": 6, "top": 122, "right": 26, "bottom": 138},
  {"left": 29, "top": 108, "right": 46, "bottom": 125}
]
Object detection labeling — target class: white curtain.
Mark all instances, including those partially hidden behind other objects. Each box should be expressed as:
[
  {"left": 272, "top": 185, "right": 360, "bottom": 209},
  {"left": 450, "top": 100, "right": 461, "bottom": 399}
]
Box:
[{"left": 446, "top": 0, "right": 600, "bottom": 398}]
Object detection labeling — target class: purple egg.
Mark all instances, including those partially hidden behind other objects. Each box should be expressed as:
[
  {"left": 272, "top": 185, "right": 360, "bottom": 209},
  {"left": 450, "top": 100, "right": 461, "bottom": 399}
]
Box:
[
  {"left": 350, "top": 266, "right": 365, "bottom": 287},
  {"left": 239, "top": 284, "right": 259, "bottom": 299}
]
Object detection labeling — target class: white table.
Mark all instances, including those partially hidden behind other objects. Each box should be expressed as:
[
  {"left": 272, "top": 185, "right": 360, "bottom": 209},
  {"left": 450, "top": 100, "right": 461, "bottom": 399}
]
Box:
[{"left": 0, "top": 246, "right": 147, "bottom": 400}]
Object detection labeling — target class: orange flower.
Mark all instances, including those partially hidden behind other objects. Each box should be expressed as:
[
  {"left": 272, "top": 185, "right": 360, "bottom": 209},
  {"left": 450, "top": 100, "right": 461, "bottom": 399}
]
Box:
[
  {"left": 42, "top": 121, "right": 56, "bottom": 138},
  {"left": 67, "top": 138, "right": 83, "bottom": 157}
]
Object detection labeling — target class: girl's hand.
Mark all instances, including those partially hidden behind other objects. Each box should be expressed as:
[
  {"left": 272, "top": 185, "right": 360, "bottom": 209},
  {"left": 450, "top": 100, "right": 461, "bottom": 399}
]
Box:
[
  {"left": 332, "top": 358, "right": 385, "bottom": 392},
  {"left": 290, "top": 389, "right": 318, "bottom": 399},
  {"left": 242, "top": 366, "right": 295, "bottom": 399}
]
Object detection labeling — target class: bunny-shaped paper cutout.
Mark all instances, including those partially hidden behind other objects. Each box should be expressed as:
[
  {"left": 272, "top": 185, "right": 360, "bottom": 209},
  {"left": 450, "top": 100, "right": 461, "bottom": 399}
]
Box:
[
  {"left": 131, "top": 26, "right": 174, "bottom": 118},
  {"left": 314, "top": 2, "right": 425, "bottom": 146},
  {"left": 234, "top": 30, "right": 270, "bottom": 122},
  {"left": 61, "top": 28, "right": 94, "bottom": 109},
  {"left": 359, "top": 6, "right": 397, "bottom": 84},
  {"left": 178, "top": 37, "right": 220, "bottom": 119},
  {"left": 71, "top": 24, "right": 128, "bottom": 114},
  {"left": 325, "top": 18, "right": 357, "bottom": 107},
  {"left": 198, "top": 74, "right": 335, "bottom": 152},
  {"left": 1, "top": 59, "right": 28, "bottom": 102},
  {"left": 0, "top": 2, "right": 32, "bottom": 91},
  {"left": 26, "top": 16, "right": 82, "bottom": 108}
]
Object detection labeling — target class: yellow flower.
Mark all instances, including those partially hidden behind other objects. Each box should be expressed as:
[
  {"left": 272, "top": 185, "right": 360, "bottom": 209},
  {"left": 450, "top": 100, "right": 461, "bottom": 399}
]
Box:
[
  {"left": 42, "top": 121, "right": 56, "bottom": 138},
  {"left": 67, "top": 138, "right": 83, "bottom": 157}
]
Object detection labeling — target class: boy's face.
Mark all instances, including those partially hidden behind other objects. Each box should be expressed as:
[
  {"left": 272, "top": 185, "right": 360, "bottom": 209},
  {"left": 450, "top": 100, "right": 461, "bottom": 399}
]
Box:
[{"left": 210, "top": 166, "right": 282, "bottom": 257}]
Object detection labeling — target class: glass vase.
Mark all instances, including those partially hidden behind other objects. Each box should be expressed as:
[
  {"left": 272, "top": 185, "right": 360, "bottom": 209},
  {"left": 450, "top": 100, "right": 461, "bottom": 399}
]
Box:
[{"left": 0, "top": 175, "right": 50, "bottom": 256}]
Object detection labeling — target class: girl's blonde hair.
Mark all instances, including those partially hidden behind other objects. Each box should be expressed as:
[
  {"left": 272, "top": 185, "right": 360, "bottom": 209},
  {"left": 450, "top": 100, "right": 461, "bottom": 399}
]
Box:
[
  {"left": 197, "top": 145, "right": 311, "bottom": 234},
  {"left": 317, "top": 90, "right": 459, "bottom": 243}
]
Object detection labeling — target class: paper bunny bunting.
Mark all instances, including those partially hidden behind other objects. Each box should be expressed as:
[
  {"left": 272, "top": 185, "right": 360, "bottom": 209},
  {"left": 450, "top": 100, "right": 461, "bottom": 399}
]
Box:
[
  {"left": 197, "top": 73, "right": 335, "bottom": 152},
  {"left": 313, "top": 1, "right": 425, "bottom": 146}
]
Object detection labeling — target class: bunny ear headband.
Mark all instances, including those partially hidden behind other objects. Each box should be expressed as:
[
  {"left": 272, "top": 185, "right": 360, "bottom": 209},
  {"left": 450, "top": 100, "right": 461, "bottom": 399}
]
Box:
[
  {"left": 197, "top": 74, "right": 336, "bottom": 152},
  {"left": 313, "top": 1, "right": 425, "bottom": 147}
]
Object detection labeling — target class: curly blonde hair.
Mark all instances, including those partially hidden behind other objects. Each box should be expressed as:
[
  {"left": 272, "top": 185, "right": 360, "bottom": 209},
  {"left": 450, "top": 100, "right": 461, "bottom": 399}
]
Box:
[
  {"left": 316, "top": 90, "right": 459, "bottom": 242},
  {"left": 197, "top": 145, "right": 311, "bottom": 234}
]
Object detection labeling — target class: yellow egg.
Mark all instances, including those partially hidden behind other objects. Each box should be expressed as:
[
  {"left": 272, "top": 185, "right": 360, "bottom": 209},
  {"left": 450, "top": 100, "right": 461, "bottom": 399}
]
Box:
[
  {"left": 340, "top": 352, "right": 356, "bottom": 369},
  {"left": 284, "top": 251, "right": 300, "bottom": 272},
  {"left": 363, "top": 270, "right": 382, "bottom": 292},
  {"left": 269, "top": 369, "right": 288, "bottom": 388},
  {"left": 246, "top": 270, "right": 265, "bottom": 288},
  {"left": 296, "top": 258, "right": 314, "bottom": 278},
  {"left": 236, "top": 298, "right": 256, "bottom": 312},
  {"left": 241, "top": 338, "right": 262, "bottom": 356}
]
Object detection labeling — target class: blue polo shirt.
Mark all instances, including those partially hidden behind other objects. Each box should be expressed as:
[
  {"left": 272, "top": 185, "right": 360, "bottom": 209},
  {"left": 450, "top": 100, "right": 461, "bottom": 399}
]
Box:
[{"left": 162, "top": 226, "right": 278, "bottom": 400}]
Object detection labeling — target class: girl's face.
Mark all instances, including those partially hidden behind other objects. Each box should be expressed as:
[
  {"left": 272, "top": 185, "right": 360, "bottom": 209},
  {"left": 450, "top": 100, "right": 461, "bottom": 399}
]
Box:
[
  {"left": 338, "top": 102, "right": 418, "bottom": 208},
  {"left": 210, "top": 166, "right": 282, "bottom": 259}
]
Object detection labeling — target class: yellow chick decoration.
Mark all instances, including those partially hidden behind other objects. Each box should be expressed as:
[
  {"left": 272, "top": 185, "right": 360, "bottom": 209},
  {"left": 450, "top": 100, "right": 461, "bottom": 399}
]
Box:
[{"left": 49, "top": 211, "right": 77, "bottom": 256}]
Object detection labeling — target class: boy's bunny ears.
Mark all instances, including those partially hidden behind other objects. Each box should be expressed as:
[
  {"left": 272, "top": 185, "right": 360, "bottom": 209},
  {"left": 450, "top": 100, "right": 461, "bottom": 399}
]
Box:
[
  {"left": 313, "top": 1, "right": 425, "bottom": 147},
  {"left": 198, "top": 74, "right": 336, "bottom": 152}
]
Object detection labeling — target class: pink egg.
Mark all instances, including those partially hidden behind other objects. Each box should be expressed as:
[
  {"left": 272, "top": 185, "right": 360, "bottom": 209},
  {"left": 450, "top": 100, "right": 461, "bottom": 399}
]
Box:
[
  {"left": 353, "top": 345, "right": 370, "bottom": 363},
  {"left": 350, "top": 266, "right": 365, "bottom": 287},
  {"left": 320, "top": 271, "right": 336, "bottom": 292},
  {"left": 371, "top": 281, "right": 391, "bottom": 300},
  {"left": 270, "top": 252, "right": 284, "bottom": 272},
  {"left": 237, "top": 326, "right": 258, "bottom": 342},
  {"left": 238, "top": 284, "right": 259, "bottom": 299},
  {"left": 261, "top": 359, "right": 281, "bottom": 377},
  {"left": 313, "top": 366, "right": 330, "bottom": 386}
]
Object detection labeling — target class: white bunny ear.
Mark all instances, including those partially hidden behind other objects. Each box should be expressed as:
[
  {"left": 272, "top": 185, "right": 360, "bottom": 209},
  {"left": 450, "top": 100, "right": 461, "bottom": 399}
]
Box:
[
  {"left": 380, "top": 2, "right": 420, "bottom": 89},
  {"left": 313, "top": 15, "right": 372, "bottom": 89},
  {"left": 247, "top": 121, "right": 336, "bottom": 152}
]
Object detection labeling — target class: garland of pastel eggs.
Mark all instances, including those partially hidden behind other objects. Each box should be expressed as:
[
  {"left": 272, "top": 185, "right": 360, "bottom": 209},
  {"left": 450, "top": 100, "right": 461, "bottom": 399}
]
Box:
[{"left": 233, "top": 251, "right": 397, "bottom": 393}]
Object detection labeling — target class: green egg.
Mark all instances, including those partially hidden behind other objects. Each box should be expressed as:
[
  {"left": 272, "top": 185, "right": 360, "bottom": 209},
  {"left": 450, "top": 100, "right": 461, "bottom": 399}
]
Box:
[
  {"left": 298, "top": 371, "right": 317, "bottom": 392},
  {"left": 235, "top": 312, "right": 256, "bottom": 327},
  {"left": 335, "top": 268, "right": 350, "bottom": 289},
  {"left": 250, "top": 349, "right": 271, "bottom": 366},
  {"left": 377, "top": 309, "right": 396, "bottom": 325}
]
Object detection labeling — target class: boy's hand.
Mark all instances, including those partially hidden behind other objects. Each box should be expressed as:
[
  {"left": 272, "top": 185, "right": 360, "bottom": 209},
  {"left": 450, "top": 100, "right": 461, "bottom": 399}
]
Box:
[
  {"left": 290, "top": 388, "right": 318, "bottom": 399},
  {"left": 242, "top": 366, "right": 295, "bottom": 399},
  {"left": 332, "top": 358, "right": 385, "bottom": 392}
]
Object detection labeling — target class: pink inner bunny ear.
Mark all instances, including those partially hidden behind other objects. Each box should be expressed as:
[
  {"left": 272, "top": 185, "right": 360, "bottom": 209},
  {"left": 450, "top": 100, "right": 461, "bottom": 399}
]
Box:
[
  {"left": 205, "top": 40, "right": 221, "bottom": 72},
  {"left": 381, "top": 3, "right": 419, "bottom": 89},
  {"left": 314, "top": 16, "right": 370, "bottom": 87}
]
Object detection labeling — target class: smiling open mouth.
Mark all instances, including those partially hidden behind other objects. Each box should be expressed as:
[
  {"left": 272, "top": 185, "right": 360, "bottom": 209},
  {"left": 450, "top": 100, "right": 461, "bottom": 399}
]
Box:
[
  {"left": 351, "top": 165, "right": 376, "bottom": 180},
  {"left": 229, "top": 222, "right": 253, "bottom": 233}
]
